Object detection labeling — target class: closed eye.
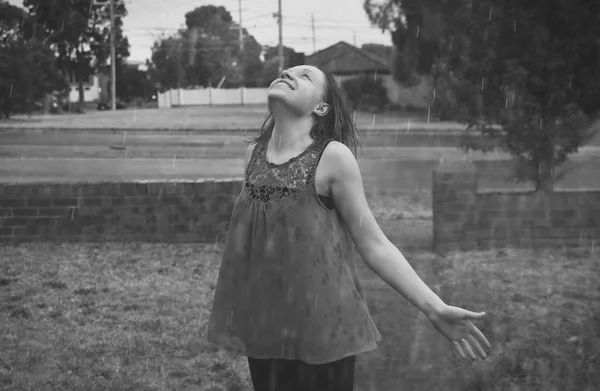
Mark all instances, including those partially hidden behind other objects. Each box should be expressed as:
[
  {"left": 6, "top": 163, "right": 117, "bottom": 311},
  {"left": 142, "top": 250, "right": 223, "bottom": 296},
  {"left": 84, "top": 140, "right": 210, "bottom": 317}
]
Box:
[{"left": 303, "top": 74, "right": 311, "bottom": 81}]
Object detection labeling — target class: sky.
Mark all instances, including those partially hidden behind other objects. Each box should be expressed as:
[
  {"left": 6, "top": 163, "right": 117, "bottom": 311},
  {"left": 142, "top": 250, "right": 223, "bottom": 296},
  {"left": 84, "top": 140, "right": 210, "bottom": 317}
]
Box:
[{"left": 8, "top": 0, "right": 394, "bottom": 63}]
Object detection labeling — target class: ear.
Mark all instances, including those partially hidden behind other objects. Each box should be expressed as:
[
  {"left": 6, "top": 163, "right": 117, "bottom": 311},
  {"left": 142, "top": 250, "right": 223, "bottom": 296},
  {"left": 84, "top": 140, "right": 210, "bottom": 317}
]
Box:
[{"left": 313, "top": 103, "right": 330, "bottom": 117}]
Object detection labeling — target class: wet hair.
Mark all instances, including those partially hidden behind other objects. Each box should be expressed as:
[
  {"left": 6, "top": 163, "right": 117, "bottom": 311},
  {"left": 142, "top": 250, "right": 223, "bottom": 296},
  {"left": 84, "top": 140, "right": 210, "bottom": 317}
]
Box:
[{"left": 249, "top": 69, "right": 362, "bottom": 156}]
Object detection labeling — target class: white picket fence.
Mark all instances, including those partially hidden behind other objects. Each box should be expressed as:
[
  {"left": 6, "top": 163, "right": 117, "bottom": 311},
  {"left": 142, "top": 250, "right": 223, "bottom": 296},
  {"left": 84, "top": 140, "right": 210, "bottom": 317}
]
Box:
[
  {"left": 157, "top": 76, "right": 434, "bottom": 109},
  {"left": 158, "top": 87, "right": 269, "bottom": 108}
]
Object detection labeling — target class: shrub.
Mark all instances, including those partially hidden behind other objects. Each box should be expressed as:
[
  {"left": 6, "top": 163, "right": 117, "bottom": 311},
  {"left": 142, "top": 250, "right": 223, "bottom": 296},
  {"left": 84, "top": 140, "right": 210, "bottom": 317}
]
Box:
[{"left": 341, "top": 74, "right": 388, "bottom": 112}]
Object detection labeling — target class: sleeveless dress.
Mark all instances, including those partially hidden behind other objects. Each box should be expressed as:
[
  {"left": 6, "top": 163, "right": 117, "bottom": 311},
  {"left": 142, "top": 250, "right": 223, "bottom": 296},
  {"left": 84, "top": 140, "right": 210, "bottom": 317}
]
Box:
[{"left": 206, "top": 136, "right": 382, "bottom": 365}]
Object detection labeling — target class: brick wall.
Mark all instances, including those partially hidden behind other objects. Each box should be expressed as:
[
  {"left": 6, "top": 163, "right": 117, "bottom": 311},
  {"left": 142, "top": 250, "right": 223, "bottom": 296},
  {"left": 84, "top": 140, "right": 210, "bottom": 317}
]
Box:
[
  {"left": 0, "top": 179, "right": 243, "bottom": 243},
  {"left": 433, "top": 161, "right": 600, "bottom": 253}
]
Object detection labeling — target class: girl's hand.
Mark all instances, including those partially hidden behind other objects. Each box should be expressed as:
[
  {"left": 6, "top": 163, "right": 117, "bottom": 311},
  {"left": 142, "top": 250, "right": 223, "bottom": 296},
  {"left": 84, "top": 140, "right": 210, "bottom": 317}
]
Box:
[{"left": 428, "top": 304, "right": 492, "bottom": 361}]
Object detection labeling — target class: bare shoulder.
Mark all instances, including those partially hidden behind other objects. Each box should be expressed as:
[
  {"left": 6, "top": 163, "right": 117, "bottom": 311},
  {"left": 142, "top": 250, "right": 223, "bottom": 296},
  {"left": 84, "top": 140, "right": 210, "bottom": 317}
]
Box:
[
  {"left": 322, "top": 140, "right": 355, "bottom": 164},
  {"left": 321, "top": 140, "right": 360, "bottom": 182}
]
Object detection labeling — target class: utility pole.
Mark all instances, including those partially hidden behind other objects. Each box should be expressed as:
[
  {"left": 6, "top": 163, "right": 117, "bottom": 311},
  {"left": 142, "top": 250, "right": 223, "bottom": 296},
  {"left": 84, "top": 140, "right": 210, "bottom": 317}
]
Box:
[
  {"left": 238, "top": 0, "right": 244, "bottom": 52},
  {"left": 109, "top": 0, "right": 116, "bottom": 111},
  {"left": 238, "top": 0, "right": 244, "bottom": 91},
  {"left": 278, "top": 0, "right": 284, "bottom": 74},
  {"left": 353, "top": 31, "right": 357, "bottom": 47},
  {"left": 311, "top": 13, "right": 316, "bottom": 53}
]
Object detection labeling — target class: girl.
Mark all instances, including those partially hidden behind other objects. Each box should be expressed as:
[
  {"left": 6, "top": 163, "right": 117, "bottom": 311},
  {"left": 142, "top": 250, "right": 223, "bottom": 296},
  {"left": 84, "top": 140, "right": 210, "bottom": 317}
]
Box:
[{"left": 207, "top": 65, "right": 492, "bottom": 391}]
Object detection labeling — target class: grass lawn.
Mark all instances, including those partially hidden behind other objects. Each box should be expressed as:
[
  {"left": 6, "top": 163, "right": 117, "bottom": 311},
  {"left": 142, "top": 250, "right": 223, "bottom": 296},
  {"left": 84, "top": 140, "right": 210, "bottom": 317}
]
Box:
[
  {"left": 1, "top": 190, "right": 598, "bottom": 390},
  {"left": 1, "top": 128, "right": 599, "bottom": 191},
  {"left": 0, "top": 106, "right": 466, "bottom": 132}
]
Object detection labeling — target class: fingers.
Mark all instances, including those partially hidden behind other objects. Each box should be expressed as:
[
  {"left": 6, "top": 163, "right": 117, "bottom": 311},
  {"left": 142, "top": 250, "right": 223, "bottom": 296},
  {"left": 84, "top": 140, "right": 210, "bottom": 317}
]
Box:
[
  {"left": 454, "top": 333, "right": 491, "bottom": 361},
  {"left": 466, "top": 335, "right": 488, "bottom": 359},
  {"left": 471, "top": 324, "right": 492, "bottom": 350},
  {"left": 461, "top": 338, "right": 478, "bottom": 361},
  {"left": 452, "top": 340, "right": 468, "bottom": 361},
  {"left": 453, "top": 339, "right": 477, "bottom": 361}
]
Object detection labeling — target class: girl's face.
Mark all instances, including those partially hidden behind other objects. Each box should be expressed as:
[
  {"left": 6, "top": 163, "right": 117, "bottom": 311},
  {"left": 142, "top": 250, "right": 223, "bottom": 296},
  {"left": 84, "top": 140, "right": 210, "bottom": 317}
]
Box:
[{"left": 267, "top": 65, "right": 329, "bottom": 117}]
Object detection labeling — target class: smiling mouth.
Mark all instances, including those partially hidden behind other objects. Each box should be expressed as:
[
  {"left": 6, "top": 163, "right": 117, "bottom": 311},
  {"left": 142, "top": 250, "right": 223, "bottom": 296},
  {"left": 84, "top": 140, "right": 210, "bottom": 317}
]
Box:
[{"left": 274, "top": 81, "right": 294, "bottom": 90}]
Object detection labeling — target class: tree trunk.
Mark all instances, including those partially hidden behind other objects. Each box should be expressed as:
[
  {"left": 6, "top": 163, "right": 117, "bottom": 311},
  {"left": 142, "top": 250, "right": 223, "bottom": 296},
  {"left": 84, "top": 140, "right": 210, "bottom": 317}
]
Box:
[
  {"left": 535, "top": 171, "right": 556, "bottom": 193},
  {"left": 1, "top": 97, "right": 10, "bottom": 119},
  {"left": 76, "top": 44, "right": 85, "bottom": 106},
  {"left": 536, "top": 181, "right": 555, "bottom": 193},
  {"left": 78, "top": 77, "right": 85, "bottom": 106}
]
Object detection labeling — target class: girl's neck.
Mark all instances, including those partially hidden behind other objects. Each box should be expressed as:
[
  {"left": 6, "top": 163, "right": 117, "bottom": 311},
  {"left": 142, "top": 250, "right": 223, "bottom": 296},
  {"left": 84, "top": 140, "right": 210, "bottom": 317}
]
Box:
[{"left": 270, "top": 112, "right": 314, "bottom": 152}]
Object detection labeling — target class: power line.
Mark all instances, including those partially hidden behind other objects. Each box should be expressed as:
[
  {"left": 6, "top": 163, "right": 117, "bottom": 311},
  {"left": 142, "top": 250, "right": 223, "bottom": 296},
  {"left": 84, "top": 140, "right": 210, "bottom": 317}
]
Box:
[
  {"left": 109, "top": 0, "right": 117, "bottom": 111},
  {"left": 278, "top": 0, "right": 283, "bottom": 74},
  {"left": 311, "top": 13, "right": 316, "bottom": 53}
]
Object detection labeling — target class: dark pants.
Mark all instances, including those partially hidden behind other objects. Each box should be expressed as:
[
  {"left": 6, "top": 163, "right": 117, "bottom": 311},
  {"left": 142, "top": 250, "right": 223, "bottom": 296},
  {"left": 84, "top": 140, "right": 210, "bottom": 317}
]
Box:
[{"left": 247, "top": 355, "right": 356, "bottom": 391}]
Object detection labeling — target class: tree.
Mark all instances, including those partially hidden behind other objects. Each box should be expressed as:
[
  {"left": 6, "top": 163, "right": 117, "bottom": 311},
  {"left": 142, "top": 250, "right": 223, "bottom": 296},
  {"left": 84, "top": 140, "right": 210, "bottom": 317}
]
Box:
[
  {"left": 148, "top": 5, "right": 263, "bottom": 90},
  {"left": 364, "top": 0, "right": 443, "bottom": 87},
  {"left": 364, "top": 0, "right": 600, "bottom": 192},
  {"left": 147, "top": 34, "right": 187, "bottom": 92},
  {"left": 0, "top": 1, "right": 67, "bottom": 118},
  {"left": 23, "top": 0, "right": 129, "bottom": 105},
  {"left": 342, "top": 74, "right": 388, "bottom": 112},
  {"left": 118, "top": 64, "right": 155, "bottom": 103}
]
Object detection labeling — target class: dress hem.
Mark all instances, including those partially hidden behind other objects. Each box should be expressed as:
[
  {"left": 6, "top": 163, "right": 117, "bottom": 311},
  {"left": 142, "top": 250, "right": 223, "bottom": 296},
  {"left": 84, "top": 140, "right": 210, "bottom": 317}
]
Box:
[{"left": 207, "top": 338, "right": 381, "bottom": 365}]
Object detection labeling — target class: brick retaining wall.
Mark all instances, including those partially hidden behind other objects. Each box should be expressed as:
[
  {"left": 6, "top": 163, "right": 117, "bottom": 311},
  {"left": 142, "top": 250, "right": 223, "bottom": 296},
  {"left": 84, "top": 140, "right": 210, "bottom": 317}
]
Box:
[
  {"left": 0, "top": 179, "right": 243, "bottom": 243},
  {"left": 433, "top": 161, "right": 600, "bottom": 253}
]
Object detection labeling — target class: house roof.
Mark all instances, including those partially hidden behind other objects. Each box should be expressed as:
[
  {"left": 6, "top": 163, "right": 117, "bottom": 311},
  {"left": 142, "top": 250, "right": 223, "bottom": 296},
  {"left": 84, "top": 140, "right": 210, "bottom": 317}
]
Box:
[{"left": 305, "top": 41, "right": 391, "bottom": 75}]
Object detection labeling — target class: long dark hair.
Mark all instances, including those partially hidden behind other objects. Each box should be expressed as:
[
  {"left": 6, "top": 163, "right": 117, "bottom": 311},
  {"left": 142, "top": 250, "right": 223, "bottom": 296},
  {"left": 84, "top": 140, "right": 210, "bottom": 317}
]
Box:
[{"left": 248, "top": 70, "right": 362, "bottom": 156}]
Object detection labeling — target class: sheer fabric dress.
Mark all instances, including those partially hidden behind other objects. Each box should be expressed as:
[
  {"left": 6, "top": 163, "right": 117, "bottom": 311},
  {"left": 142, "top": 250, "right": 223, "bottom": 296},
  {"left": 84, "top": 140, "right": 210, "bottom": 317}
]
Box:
[{"left": 207, "top": 137, "right": 382, "bottom": 365}]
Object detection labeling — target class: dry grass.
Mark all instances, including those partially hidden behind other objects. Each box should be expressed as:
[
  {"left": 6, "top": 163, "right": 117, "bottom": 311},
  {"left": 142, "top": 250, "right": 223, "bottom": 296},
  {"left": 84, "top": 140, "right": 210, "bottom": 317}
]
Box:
[
  {"left": 1, "top": 243, "right": 598, "bottom": 390},
  {"left": 0, "top": 241, "right": 252, "bottom": 391},
  {"left": 435, "top": 248, "right": 600, "bottom": 390}
]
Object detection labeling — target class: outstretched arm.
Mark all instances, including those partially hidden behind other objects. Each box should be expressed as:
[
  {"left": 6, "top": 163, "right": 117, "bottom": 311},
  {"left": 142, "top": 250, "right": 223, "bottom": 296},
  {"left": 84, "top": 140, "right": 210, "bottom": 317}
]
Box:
[{"left": 324, "top": 141, "right": 491, "bottom": 361}]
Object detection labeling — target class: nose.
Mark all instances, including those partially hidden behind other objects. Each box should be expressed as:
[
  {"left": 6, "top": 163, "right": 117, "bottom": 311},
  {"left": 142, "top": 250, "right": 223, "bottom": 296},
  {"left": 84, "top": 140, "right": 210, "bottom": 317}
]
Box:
[{"left": 280, "top": 70, "right": 293, "bottom": 80}]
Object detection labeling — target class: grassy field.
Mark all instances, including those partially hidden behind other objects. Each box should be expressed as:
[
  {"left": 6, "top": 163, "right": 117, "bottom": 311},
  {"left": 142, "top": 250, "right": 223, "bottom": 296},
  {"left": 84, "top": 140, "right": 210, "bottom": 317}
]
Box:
[
  {"left": 0, "top": 105, "right": 467, "bottom": 132},
  {"left": 1, "top": 226, "right": 598, "bottom": 390},
  {"left": 1, "top": 106, "right": 599, "bottom": 191},
  {"left": 1, "top": 129, "right": 600, "bottom": 191}
]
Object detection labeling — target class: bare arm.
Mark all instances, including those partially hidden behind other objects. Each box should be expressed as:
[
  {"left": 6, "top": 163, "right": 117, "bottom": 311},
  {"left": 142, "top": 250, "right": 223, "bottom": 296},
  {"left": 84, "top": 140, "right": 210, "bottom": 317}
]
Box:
[
  {"left": 324, "top": 142, "right": 445, "bottom": 318},
  {"left": 324, "top": 141, "right": 491, "bottom": 361}
]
